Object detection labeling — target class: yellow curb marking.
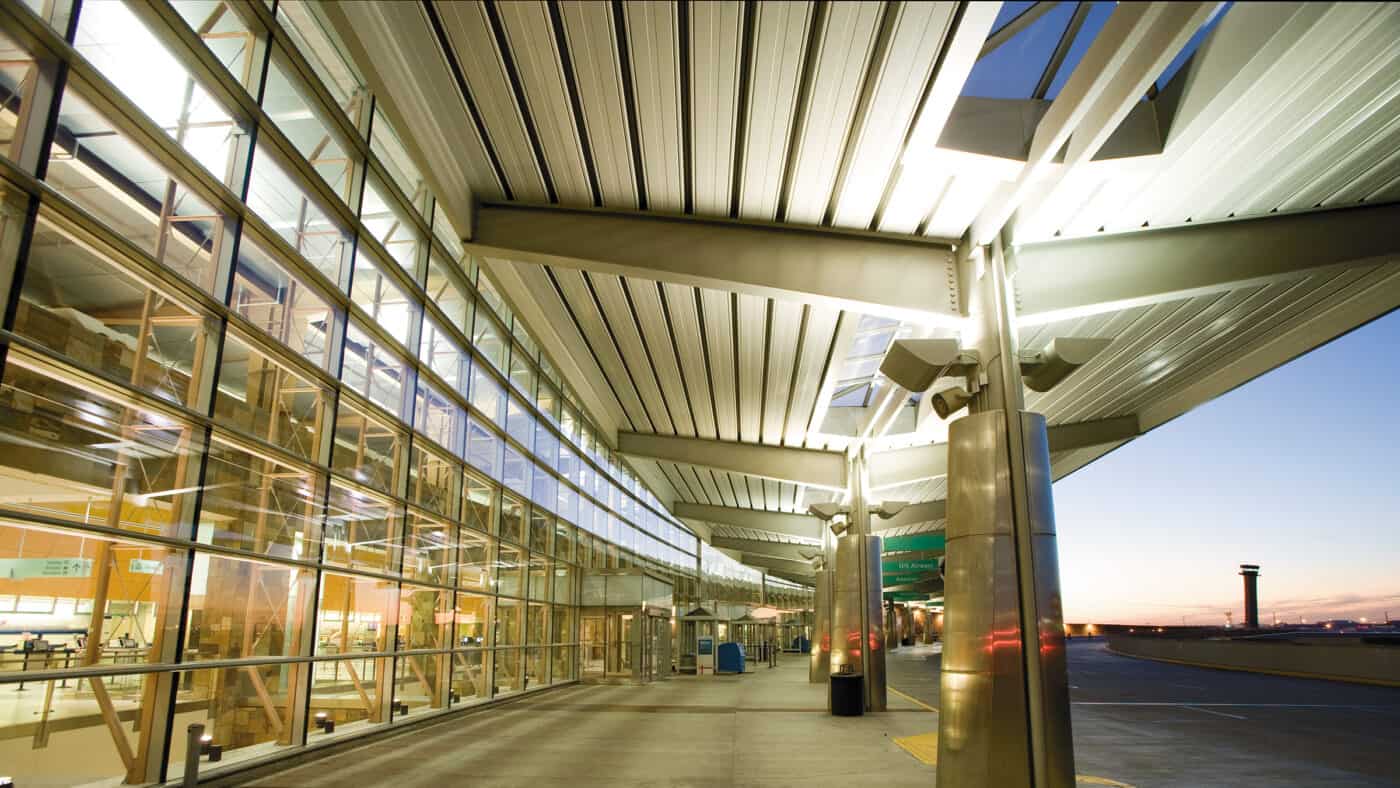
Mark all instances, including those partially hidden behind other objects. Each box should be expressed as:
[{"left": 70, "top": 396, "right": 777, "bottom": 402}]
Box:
[
  {"left": 893, "top": 731, "right": 939, "bottom": 765},
  {"left": 888, "top": 686, "right": 939, "bottom": 713},
  {"left": 1077, "top": 777, "right": 1136, "bottom": 787}
]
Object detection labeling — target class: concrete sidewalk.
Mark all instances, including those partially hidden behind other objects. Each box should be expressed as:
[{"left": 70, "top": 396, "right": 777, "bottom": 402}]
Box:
[{"left": 230, "top": 656, "right": 941, "bottom": 788}]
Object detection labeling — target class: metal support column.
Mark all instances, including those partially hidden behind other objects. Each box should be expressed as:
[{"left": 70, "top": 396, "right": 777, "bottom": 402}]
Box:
[
  {"left": 830, "top": 448, "right": 886, "bottom": 711},
  {"left": 937, "top": 238, "right": 1074, "bottom": 786}
]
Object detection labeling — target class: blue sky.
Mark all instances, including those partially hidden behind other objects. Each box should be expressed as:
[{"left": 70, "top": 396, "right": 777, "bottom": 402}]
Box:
[{"left": 1054, "top": 308, "right": 1400, "bottom": 625}]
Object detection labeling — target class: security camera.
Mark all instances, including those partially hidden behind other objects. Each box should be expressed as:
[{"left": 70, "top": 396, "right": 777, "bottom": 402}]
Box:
[
  {"left": 930, "top": 387, "right": 974, "bottom": 420},
  {"left": 807, "top": 502, "right": 849, "bottom": 521},
  {"left": 873, "top": 501, "right": 909, "bottom": 520}
]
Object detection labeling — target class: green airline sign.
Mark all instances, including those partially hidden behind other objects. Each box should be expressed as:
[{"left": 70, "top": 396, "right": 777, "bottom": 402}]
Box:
[
  {"left": 882, "top": 559, "right": 939, "bottom": 573},
  {"left": 881, "top": 533, "right": 945, "bottom": 553}
]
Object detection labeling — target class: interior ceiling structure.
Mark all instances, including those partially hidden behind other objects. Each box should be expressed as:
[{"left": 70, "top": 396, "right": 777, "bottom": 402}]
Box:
[{"left": 325, "top": 1, "right": 1400, "bottom": 580}]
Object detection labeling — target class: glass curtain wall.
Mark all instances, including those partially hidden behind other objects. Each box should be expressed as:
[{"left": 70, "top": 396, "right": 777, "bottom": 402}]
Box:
[{"left": 0, "top": 1, "right": 698, "bottom": 784}]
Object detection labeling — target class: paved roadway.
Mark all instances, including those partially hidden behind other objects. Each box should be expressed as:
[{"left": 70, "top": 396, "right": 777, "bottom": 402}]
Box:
[{"left": 887, "top": 638, "right": 1400, "bottom": 787}]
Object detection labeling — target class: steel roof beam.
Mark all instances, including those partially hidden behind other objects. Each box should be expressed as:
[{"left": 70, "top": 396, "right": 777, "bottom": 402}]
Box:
[
  {"left": 742, "top": 553, "right": 815, "bottom": 577},
  {"left": 673, "top": 502, "right": 822, "bottom": 540},
  {"left": 618, "top": 431, "right": 846, "bottom": 490},
  {"left": 467, "top": 203, "right": 960, "bottom": 321},
  {"left": 765, "top": 566, "right": 818, "bottom": 585},
  {"left": 869, "top": 415, "right": 1144, "bottom": 488},
  {"left": 710, "top": 538, "right": 819, "bottom": 562},
  {"left": 872, "top": 500, "right": 947, "bottom": 531},
  {"left": 1014, "top": 202, "right": 1400, "bottom": 324}
]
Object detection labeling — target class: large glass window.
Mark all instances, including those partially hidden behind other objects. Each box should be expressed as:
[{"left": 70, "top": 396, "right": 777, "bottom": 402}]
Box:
[
  {"left": 261, "top": 49, "right": 356, "bottom": 206},
  {"left": 48, "top": 88, "right": 230, "bottom": 295},
  {"left": 322, "top": 482, "right": 400, "bottom": 576},
  {"left": 0, "top": 1, "right": 706, "bottom": 777},
  {"left": 215, "top": 332, "right": 327, "bottom": 460},
  {"left": 342, "top": 322, "right": 410, "bottom": 418},
  {"left": 331, "top": 398, "right": 404, "bottom": 494},
  {"left": 231, "top": 235, "right": 334, "bottom": 368},
  {"left": 246, "top": 144, "right": 350, "bottom": 286},
  {"left": 17, "top": 212, "right": 219, "bottom": 406},
  {"left": 425, "top": 253, "right": 472, "bottom": 334},
  {"left": 198, "top": 437, "right": 323, "bottom": 560},
  {"left": 0, "top": 32, "right": 42, "bottom": 165},
  {"left": 360, "top": 174, "right": 421, "bottom": 274},
  {"left": 75, "top": 2, "right": 245, "bottom": 188},
  {"left": 0, "top": 359, "right": 204, "bottom": 539}
]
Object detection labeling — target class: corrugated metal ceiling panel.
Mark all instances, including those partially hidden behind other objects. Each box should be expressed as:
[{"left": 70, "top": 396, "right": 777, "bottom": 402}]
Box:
[{"left": 557, "top": 0, "right": 640, "bottom": 208}]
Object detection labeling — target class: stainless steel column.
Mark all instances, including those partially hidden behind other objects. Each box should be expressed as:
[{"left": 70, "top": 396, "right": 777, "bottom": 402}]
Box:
[
  {"left": 809, "top": 566, "right": 831, "bottom": 682},
  {"left": 936, "top": 237, "right": 1074, "bottom": 787},
  {"left": 830, "top": 532, "right": 885, "bottom": 710},
  {"left": 829, "top": 448, "right": 886, "bottom": 710}
]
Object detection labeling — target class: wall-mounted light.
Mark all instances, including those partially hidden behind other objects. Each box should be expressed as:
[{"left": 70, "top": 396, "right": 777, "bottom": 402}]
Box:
[{"left": 1019, "top": 337, "right": 1112, "bottom": 392}]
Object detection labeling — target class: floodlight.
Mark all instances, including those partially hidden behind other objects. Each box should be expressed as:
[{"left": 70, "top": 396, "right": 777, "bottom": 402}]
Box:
[
  {"left": 873, "top": 501, "right": 909, "bottom": 520},
  {"left": 807, "top": 502, "right": 848, "bottom": 521},
  {"left": 880, "top": 339, "right": 980, "bottom": 393},
  {"left": 930, "top": 387, "right": 974, "bottom": 420},
  {"left": 1019, "top": 337, "right": 1112, "bottom": 392},
  {"left": 829, "top": 521, "right": 849, "bottom": 536}
]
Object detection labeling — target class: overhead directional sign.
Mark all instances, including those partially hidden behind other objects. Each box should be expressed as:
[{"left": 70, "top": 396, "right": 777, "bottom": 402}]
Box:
[
  {"left": 881, "top": 533, "right": 946, "bottom": 553},
  {"left": 883, "top": 559, "right": 940, "bottom": 574}
]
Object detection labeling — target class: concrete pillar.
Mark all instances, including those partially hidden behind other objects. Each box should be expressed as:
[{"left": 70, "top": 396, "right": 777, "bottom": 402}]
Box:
[{"left": 936, "top": 238, "right": 1075, "bottom": 787}]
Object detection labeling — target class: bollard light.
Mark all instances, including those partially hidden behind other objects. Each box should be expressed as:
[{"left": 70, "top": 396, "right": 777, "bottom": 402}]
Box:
[
  {"left": 199, "top": 734, "right": 213, "bottom": 755},
  {"left": 314, "top": 712, "right": 329, "bottom": 730}
]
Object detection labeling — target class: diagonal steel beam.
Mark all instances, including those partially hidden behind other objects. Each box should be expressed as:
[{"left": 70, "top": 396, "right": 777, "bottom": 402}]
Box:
[
  {"left": 711, "top": 538, "right": 820, "bottom": 562},
  {"left": 869, "top": 416, "right": 1143, "bottom": 488},
  {"left": 619, "top": 431, "right": 846, "bottom": 490},
  {"left": 466, "top": 203, "right": 960, "bottom": 321},
  {"left": 674, "top": 502, "right": 822, "bottom": 540},
  {"left": 1014, "top": 203, "right": 1400, "bottom": 324}
]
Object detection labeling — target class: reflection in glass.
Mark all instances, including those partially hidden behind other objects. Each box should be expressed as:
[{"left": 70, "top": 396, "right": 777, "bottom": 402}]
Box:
[
  {"left": 397, "top": 585, "right": 448, "bottom": 651},
  {"left": 450, "top": 649, "right": 488, "bottom": 704},
  {"left": 496, "top": 544, "right": 524, "bottom": 601},
  {"left": 75, "top": 2, "right": 243, "bottom": 188},
  {"left": 198, "top": 438, "right": 322, "bottom": 559},
  {"left": 315, "top": 572, "right": 394, "bottom": 656},
  {"left": 231, "top": 235, "right": 334, "bottom": 368},
  {"left": 48, "top": 89, "right": 227, "bottom": 294},
  {"left": 342, "top": 322, "right": 409, "bottom": 418},
  {"left": 214, "top": 332, "right": 326, "bottom": 460},
  {"left": 402, "top": 513, "right": 453, "bottom": 586},
  {"left": 454, "top": 592, "right": 491, "bottom": 647},
  {"left": 261, "top": 50, "right": 356, "bottom": 206},
  {"left": 18, "top": 213, "right": 217, "bottom": 405},
  {"left": 457, "top": 529, "right": 493, "bottom": 594},
  {"left": 0, "top": 359, "right": 202, "bottom": 538},
  {"left": 184, "top": 552, "right": 311, "bottom": 661},
  {"left": 408, "top": 443, "right": 455, "bottom": 519},
  {"left": 323, "top": 484, "right": 400, "bottom": 575},
  {"left": 246, "top": 145, "right": 349, "bottom": 285},
  {"left": 492, "top": 647, "right": 522, "bottom": 696},
  {"left": 308, "top": 656, "right": 389, "bottom": 737},
  {"left": 360, "top": 175, "right": 421, "bottom": 274},
  {"left": 393, "top": 651, "right": 446, "bottom": 714},
  {"left": 331, "top": 400, "right": 403, "bottom": 494}
]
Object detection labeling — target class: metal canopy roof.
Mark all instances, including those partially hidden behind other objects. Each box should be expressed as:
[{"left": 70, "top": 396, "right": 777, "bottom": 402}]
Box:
[{"left": 325, "top": 1, "right": 1400, "bottom": 578}]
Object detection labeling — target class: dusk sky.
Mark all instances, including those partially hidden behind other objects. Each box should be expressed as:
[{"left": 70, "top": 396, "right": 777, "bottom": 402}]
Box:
[{"left": 1053, "top": 308, "right": 1400, "bottom": 626}]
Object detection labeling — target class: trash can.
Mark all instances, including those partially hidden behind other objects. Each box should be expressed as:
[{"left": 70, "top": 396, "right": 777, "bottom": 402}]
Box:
[{"left": 829, "top": 672, "right": 864, "bottom": 716}]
